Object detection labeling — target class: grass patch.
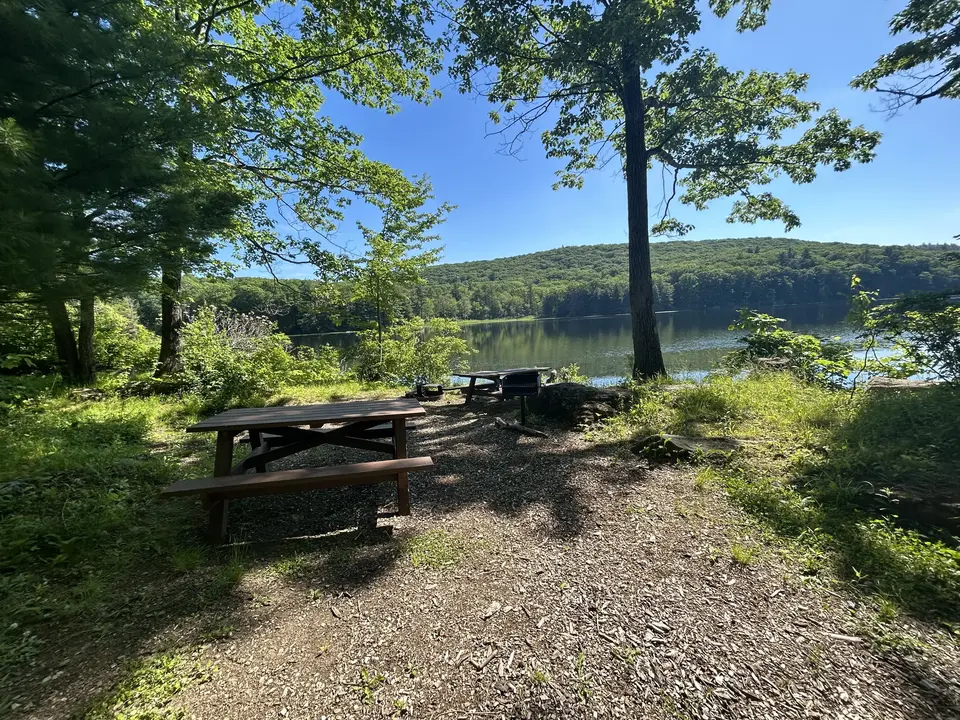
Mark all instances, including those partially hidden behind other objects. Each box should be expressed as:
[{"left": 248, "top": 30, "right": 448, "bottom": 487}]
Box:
[
  {"left": 269, "top": 553, "right": 309, "bottom": 578},
  {"left": 403, "top": 529, "right": 463, "bottom": 570},
  {"left": 171, "top": 547, "right": 204, "bottom": 573},
  {"left": 530, "top": 668, "right": 551, "bottom": 685},
  {"left": 606, "top": 372, "right": 960, "bottom": 622},
  {"left": 84, "top": 651, "right": 215, "bottom": 719},
  {"left": 729, "top": 543, "right": 757, "bottom": 566},
  {"left": 269, "top": 380, "right": 400, "bottom": 405},
  {"left": 0, "top": 376, "right": 402, "bottom": 702}
]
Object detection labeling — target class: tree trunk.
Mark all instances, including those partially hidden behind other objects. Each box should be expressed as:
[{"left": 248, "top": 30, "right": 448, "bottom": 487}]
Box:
[
  {"left": 155, "top": 262, "right": 184, "bottom": 376},
  {"left": 621, "top": 50, "right": 667, "bottom": 379},
  {"left": 77, "top": 295, "right": 96, "bottom": 384},
  {"left": 376, "top": 276, "right": 384, "bottom": 369},
  {"left": 45, "top": 297, "right": 81, "bottom": 384}
]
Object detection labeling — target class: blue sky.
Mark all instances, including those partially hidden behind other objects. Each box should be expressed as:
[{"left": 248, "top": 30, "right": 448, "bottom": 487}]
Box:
[{"left": 253, "top": 0, "right": 959, "bottom": 275}]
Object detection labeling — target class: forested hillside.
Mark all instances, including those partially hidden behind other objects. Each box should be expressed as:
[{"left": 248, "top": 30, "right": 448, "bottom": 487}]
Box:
[
  {"left": 175, "top": 238, "right": 960, "bottom": 333},
  {"left": 417, "top": 238, "right": 960, "bottom": 319}
]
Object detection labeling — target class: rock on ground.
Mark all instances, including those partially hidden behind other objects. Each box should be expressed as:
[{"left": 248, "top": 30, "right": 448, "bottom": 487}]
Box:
[
  {"left": 527, "top": 382, "right": 632, "bottom": 424},
  {"left": 865, "top": 377, "right": 945, "bottom": 392},
  {"left": 633, "top": 433, "right": 742, "bottom": 460}
]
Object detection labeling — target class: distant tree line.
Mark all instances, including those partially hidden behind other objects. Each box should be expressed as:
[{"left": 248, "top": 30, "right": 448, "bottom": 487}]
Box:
[{"left": 162, "top": 238, "right": 960, "bottom": 333}]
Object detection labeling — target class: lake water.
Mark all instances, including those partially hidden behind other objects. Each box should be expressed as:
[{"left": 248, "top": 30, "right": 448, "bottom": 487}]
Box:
[{"left": 292, "top": 303, "right": 856, "bottom": 385}]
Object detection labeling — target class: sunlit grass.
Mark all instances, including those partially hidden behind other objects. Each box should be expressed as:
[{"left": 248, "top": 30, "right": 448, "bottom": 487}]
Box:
[
  {"left": 83, "top": 651, "right": 215, "bottom": 719},
  {"left": 403, "top": 529, "right": 463, "bottom": 570},
  {"left": 598, "top": 372, "right": 960, "bottom": 622},
  {"left": 0, "top": 376, "right": 405, "bottom": 689}
]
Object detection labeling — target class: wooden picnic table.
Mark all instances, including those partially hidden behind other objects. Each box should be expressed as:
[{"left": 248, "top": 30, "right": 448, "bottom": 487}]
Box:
[
  {"left": 167, "top": 398, "right": 429, "bottom": 541},
  {"left": 454, "top": 368, "right": 551, "bottom": 402},
  {"left": 454, "top": 367, "right": 551, "bottom": 423}
]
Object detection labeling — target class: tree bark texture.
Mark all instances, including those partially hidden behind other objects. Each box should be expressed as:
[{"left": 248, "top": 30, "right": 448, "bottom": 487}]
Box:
[
  {"left": 45, "top": 297, "right": 81, "bottom": 384},
  {"left": 77, "top": 295, "right": 96, "bottom": 384},
  {"left": 155, "top": 262, "right": 184, "bottom": 376},
  {"left": 621, "top": 51, "right": 667, "bottom": 379}
]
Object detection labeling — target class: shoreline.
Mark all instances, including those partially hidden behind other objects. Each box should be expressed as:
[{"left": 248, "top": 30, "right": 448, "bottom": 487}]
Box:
[{"left": 289, "top": 300, "right": 853, "bottom": 338}]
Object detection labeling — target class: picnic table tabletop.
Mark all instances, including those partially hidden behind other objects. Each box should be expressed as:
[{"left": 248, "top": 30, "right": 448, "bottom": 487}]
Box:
[
  {"left": 453, "top": 367, "right": 551, "bottom": 381},
  {"left": 186, "top": 397, "right": 426, "bottom": 433}
]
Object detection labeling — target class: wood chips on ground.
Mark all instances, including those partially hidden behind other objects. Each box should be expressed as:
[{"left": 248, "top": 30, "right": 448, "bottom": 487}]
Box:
[{"left": 17, "top": 399, "right": 960, "bottom": 719}]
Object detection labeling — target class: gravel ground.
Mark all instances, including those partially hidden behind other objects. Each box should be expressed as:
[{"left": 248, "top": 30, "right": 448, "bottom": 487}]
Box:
[{"left": 27, "top": 397, "right": 960, "bottom": 719}]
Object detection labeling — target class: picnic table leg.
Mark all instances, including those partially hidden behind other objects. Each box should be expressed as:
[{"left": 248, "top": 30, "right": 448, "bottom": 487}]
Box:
[
  {"left": 464, "top": 377, "right": 476, "bottom": 405},
  {"left": 393, "top": 419, "right": 410, "bottom": 516},
  {"left": 207, "top": 430, "right": 235, "bottom": 543},
  {"left": 520, "top": 397, "right": 527, "bottom": 425},
  {"left": 248, "top": 429, "right": 266, "bottom": 473}
]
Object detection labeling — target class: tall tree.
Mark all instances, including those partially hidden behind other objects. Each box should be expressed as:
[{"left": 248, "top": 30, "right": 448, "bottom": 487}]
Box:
[
  {"left": 151, "top": 0, "right": 446, "bottom": 374},
  {"left": 351, "top": 178, "right": 449, "bottom": 358},
  {"left": 853, "top": 0, "right": 960, "bottom": 113},
  {"left": 0, "top": 0, "right": 241, "bottom": 382},
  {"left": 448, "top": 0, "right": 880, "bottom": 378}
]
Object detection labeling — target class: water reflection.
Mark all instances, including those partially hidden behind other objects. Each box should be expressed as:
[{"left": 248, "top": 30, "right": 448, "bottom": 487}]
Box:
[{"left": 292, "top": 303, "right": 854, "bottom": 384}]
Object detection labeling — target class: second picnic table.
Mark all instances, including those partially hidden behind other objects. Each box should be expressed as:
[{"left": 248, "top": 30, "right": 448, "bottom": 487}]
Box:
[
  {"left": 454, "top": 367, "right": 551, "bottom": 423},
  {"left": 162, "top": 398, "right": 430, "bottom": 541}
]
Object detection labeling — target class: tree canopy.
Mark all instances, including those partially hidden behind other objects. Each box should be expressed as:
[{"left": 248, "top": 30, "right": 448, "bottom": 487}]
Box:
[
  {"left": 447, "top": 0, "right": 880, "bottom": 377},
  {"left": 853, "top": 0, "right": 960, "bottom": 112},
  {"left": 0, "top": 0, "right": 450, "bottom": 381},
  {"left": 0, "top": 0, "right": 245, "bottom": 381}
]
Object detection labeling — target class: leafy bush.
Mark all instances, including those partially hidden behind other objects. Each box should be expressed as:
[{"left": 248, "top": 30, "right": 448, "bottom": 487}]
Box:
[
  {"left": 352, "top": 317, "right": 472, "bottom": 385},
  {"left": 0, "top": 300, "right": 57, "bottom": 371},
  {"left": 179, "top": 307, "right": 344, "bottom": 409},
  {"left": 0, "top": 298, "right": 159, "bottom": 376},
  {"left": 555, "top": 363, "right": 589, "bottom": 384},
  {"left": 94, "top": 299, "right": 161, "bottom": 374},
  {"left": 859, "top": 291, "right": 960, "bottom": 383},
  {"left": 723, "top": 309, "right": 854, "bottom": 387}
]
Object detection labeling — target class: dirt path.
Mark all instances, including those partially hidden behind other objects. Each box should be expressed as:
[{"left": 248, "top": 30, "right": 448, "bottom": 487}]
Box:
[{"left": 31, "top": 399, "right": 960, "bottom": 719}]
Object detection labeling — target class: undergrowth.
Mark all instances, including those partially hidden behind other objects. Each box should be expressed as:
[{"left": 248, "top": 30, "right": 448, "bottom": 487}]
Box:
[
  {"left": 0, "top": 376, "right": 398, "bottom": 709},
  {"left": 606, "top": 372, "right": 960, "bottom": 623},
  {"left": 83, "top": 651, "right": 215, "bottom": 720}
]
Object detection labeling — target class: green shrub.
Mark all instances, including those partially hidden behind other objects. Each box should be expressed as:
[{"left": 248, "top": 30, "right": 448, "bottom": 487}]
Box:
[
  {"left": 179, "top": 307, "right": 344, "bottom": 409},
  {"left": 555, "top": 363, "right": 589, "bottom": 384},
  {"left": 94, "top": 299, "right": 161, "bottom": 374},
  {"left": 0, "top": 300, "right": 57, "bottom": 371},
  {"left": 0, "top": 298, "right": 159, "bottom": 376},
  {"left": 859, "top": 291, "right": 960, "bottom": 383},
  {"left": 723, "top": 309, "right": 854, "bottom": 387},
  {"left": 352, "top": 317, "right": 472, "bottom": 385}
]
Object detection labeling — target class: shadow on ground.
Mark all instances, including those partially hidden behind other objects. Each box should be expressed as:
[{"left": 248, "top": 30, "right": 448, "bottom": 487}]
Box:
[
  {"left": 4, "top": 394, "right": 638, "bottom": 717},
  {"left": 735, "top": 384, "right": 960, "bottom": 623}
]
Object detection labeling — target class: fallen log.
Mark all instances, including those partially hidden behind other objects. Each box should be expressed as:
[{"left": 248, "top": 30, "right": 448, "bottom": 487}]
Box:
[{"left": 494, "top": 417, "right": 548, "bottom": 438}]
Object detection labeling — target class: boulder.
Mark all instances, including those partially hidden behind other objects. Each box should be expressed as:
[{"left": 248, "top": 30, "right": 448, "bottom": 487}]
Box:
[
  {"left": 68, "top": 387, "right": 107, "bottom": 402},
  {"left": 527, "top": 382, "right": 631, "bottom": 425},
  {"left": 865, "top": 377, "right": 944, "bottom": 392},
  {"left": 632, "top": 433, "right": 741, "bottom": 461}
]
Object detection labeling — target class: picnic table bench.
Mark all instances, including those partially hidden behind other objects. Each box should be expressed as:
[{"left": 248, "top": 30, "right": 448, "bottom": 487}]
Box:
[
  {"left": 454, "top": 367, "right": 550, "bottom": 423},
  {"left": 161, "top": 398, "right": 432, "bottom": 542}
]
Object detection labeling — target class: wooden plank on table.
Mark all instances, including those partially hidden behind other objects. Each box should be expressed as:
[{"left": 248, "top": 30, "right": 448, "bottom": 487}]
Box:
[
  {"left": 454, "top": 371, "right": 502, "bottom": 380},
  {"left": 161, "top": 456, "right": 435, "bottom": 497},
  {"left": 455, "top": 368, "right": 550, "bottom": 379},
  {"left": 186, "top": 398, "right": 425, "bottom": 433}
]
